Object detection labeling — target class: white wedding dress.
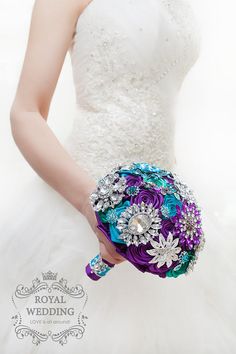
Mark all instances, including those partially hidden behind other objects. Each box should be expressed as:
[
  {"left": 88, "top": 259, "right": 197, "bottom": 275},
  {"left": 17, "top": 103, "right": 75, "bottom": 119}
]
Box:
[{"left": 0, "top": 0, "right": 235, "bottom": 353}]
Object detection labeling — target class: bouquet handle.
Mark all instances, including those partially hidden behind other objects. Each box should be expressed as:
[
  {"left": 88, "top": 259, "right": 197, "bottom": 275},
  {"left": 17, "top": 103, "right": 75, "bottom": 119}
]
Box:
[{"left": 85, "top": 253, "right": 115, "bottom": 281}]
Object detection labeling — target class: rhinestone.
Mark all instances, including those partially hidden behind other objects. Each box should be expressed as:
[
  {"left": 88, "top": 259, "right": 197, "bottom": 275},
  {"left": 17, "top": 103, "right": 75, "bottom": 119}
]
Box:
[
  {"left": 128, "top": 213, "right": 152, "bottom": 234},
  {"left": 152, "top": 223, "right": 162, "bottom": 229},
  {"left": 148, "top": 228, "right": 158, "bottom": 236},
  {"left": 99, "top": 185, "right": 110, "bottom": 195},
  {"left": 95, "top": 200, "right": 103, "bottom": 210},
  {"left": 110, "top": 193, "right": 120, "bottom": 201}
]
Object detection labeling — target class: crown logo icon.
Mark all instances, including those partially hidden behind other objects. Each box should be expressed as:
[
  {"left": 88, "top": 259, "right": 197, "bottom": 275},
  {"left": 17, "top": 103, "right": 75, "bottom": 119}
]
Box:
[{"left": 42, "top": 270, "right": 58, "bottom": 281}]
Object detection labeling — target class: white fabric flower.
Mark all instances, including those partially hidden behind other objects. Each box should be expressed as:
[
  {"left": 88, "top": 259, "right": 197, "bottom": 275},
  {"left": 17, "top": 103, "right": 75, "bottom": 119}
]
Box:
[{"left": 146, "top": 232, "right": 181, "bottom": 268}]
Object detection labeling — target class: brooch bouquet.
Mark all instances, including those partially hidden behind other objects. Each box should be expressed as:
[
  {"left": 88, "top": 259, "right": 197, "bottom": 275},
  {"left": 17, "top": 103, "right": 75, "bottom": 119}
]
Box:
[{"left": 85, "top": 162, "right": 205, "bottom": 280}]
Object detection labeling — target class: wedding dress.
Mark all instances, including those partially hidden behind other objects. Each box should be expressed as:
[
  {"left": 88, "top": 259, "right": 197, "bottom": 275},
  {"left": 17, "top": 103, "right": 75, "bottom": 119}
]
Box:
[{"left": 0, "top": 0, "right": 235, "bottom": 353}]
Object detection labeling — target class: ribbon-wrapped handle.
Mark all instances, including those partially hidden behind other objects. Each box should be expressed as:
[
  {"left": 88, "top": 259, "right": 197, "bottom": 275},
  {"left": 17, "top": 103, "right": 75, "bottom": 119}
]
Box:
[{"left": 85, "top": 253, "right": 115, "bottom": 281}]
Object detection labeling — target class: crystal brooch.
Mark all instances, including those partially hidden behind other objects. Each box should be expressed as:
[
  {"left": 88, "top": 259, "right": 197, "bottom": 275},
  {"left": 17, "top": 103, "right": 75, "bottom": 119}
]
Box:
[
  {"left": 90, "top": 172, "right": 127, "bottom": 212},
  {"left": 116, "top": 201, "right": 162, "bottom": 246}
]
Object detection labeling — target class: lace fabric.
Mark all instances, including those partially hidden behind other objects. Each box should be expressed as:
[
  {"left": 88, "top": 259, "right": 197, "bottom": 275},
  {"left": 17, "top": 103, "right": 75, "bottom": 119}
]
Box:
[{"left": 64, "top": 0, "right": 201, "bottom": 181}]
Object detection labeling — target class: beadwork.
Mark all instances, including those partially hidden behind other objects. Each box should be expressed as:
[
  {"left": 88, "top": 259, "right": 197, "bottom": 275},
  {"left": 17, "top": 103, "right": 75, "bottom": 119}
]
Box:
[{"left": 63, "top": 0, "right": 201, "bottom": 181}]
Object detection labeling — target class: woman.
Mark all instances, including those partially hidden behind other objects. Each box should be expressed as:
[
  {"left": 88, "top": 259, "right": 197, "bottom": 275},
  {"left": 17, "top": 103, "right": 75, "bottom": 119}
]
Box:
[{"left": 0, "top": 0, "right": 235, "bottom": 353}]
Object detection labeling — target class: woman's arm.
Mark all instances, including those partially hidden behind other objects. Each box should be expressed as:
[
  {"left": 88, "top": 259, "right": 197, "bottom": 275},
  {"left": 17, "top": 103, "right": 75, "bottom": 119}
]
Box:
[
  {"left": 10, "top": 0, "right": 95, "bottom": 215},
  {"left": 10, "top": 0, "right": 126, "bottom": 264}
]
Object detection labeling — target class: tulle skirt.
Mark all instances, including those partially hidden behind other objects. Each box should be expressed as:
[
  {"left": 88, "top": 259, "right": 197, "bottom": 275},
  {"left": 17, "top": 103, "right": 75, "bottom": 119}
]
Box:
[{"left": 0, "top": 172, "right": 235, "bottom": 354}]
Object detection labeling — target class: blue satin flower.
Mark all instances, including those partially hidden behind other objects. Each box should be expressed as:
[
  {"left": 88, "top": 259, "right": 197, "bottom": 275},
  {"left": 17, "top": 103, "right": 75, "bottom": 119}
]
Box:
[
  {"left": 133, "top": 162, "right": 161, "bottom": 173},
  {"left": 118, "top": 162, "right": 171, "bottom": 180},
  {"left": 104, "top": 200, "right": 130, "bottom": 244},
  {"left": 118, "top": 168, "right": 141, "bottom": 177},
  {"left": 161, "top": 194, "right": 182, "bottom": 219}
]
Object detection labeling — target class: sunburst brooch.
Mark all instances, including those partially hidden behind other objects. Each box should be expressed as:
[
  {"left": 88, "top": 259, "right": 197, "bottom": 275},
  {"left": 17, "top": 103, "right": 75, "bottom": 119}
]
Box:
[{"left": 116, "top": 201, "right": 162, "bottom": 246}]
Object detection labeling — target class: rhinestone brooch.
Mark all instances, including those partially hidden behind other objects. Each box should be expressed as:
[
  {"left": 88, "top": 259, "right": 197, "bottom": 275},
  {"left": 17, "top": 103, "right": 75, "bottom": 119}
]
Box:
[
  {"left": 90, "top": 172, "right": 127, "bottom": 212},
  {"left": 116, "top": 201, "right": 162, "bottom": 246}
]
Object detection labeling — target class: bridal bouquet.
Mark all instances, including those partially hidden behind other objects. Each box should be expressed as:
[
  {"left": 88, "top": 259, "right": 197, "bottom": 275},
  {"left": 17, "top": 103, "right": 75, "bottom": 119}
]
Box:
[{"left": 85, "top": 162, "right": 205, "bottom": 280}]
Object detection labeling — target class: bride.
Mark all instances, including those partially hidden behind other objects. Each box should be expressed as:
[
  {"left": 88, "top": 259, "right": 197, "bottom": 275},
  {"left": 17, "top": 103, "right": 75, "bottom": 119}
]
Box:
[{"left": 0, "top": 0, "right": 235, "bottom": 353}]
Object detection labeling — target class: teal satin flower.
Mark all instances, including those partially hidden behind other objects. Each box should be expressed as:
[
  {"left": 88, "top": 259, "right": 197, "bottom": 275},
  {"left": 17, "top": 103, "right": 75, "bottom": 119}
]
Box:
[
  {"left": 118, "top": 162, "right": 172, "bottom": 182},
  {"left": 166, "top": 251, "right": 195, "bottom": 278},
  {"left": 99, "top": 200, "right": 131, "bottom": 244},
  {"left": 118, "top": 162, "right": 161, "bottom": 177},
  {"left": 161, "top": 194, "right": 182, "bottom": 219},
  {"left": 133, "top": 162, "right": 162, "bottom": 173},
  {"left": 143, "top": 174, "right": 168, "bottom": 188}
]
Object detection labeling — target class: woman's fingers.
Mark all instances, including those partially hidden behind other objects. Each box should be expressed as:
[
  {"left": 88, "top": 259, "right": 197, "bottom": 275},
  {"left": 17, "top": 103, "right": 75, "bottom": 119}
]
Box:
[
  {"left": 97, "top": 229, "right": 126, "bottom": 260},
  {"left": 83, "top": 202, "right": 127, "bottom": 264},
  {"left": 98, "top": 240, "right": 126, "bottom": 264}
]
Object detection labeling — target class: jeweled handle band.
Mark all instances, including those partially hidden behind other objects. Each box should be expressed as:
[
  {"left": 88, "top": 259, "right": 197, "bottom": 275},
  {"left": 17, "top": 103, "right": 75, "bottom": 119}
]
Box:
[{"left": 85, "top": 253, "right": 115, "bottom": 281}]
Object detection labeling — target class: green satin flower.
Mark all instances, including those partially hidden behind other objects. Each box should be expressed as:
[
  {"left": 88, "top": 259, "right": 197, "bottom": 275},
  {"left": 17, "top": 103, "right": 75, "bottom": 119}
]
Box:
[
  {"left": 133, "top": 162, "right": 162, "bottom": 173},
  {"left": 143, "top": 174, "right": 168, "bottom": 188},
  {"left": 166, "top": 251, "right": 195, "bottom": 278}
]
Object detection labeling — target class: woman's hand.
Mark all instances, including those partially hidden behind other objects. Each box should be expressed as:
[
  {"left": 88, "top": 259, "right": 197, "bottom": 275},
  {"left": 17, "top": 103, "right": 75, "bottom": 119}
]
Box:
[{"left": 82, "top": 195, "right": 127, "bottom": 265}]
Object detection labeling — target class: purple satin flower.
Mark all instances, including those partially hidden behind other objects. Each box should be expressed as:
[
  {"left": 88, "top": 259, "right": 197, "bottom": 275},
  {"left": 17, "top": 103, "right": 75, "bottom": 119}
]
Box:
[
  {"left": 126, "top": 174, "right": 143, "bottom": 187},
  {"left": 161, "top": 219, "right": 175, "bottom": 237},
  {"left": 130, "top": 187, "right": 164, "bottom": 208}
]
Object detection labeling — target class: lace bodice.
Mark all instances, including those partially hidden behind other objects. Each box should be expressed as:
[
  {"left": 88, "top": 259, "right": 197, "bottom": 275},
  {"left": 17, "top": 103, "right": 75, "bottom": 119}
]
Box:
[{"left": 64, "top": 0, "right": 201, "bottom": 181}]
